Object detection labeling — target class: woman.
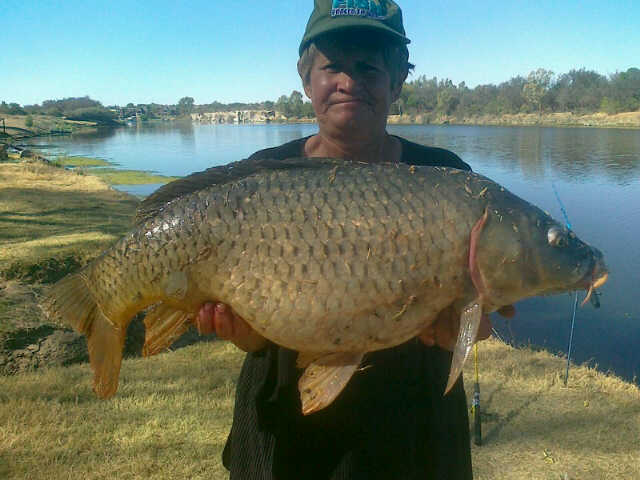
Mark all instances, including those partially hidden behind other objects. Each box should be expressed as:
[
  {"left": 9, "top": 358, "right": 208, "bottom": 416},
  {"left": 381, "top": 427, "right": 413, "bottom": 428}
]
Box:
[{"left": 156, "top": 1, "right": 505, "bottom": 478}]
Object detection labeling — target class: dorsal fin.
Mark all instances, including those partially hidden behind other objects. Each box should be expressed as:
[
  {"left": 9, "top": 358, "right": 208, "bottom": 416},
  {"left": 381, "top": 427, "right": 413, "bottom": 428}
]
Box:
[{"left": 134, "top": 157, "right": 341, "bottom": 225}]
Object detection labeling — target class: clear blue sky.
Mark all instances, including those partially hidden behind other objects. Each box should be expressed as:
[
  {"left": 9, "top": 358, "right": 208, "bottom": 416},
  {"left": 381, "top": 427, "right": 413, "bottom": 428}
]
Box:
[{"left": 1, "top": 0, "right": 638, "bottom": 107}]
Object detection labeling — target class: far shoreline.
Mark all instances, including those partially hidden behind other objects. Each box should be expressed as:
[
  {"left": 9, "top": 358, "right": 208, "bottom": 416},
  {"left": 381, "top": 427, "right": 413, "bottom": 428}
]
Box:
[
  {"left": 192, "top": 110, "right": 640, "bottom": 129},
  {"left": 3, "top": 110, "right": 639, "bottom": 147}
]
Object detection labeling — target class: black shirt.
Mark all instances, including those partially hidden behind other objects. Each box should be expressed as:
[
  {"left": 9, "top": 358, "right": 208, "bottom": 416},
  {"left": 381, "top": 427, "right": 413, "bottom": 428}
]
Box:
[{"left": 222, "top": 136, "right": 473, "bottom": 480}]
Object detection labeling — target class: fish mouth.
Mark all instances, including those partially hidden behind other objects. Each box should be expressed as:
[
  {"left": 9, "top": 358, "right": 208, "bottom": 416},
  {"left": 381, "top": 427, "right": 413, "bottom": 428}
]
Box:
[
  {"left": 581, "top": 271, "right": 608, "bottom": 306},
  {"left": 579, "top": 251, "right": 608, "bottom": 306}
]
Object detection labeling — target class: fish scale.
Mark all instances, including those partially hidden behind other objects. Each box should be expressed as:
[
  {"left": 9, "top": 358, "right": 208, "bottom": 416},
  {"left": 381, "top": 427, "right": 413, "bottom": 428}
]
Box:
[{"left": 42, "top": 159, "right": 607, "bottom": 412}]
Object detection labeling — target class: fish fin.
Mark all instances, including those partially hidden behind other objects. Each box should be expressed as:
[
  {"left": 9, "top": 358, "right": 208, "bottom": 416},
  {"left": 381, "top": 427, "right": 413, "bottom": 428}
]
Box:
[
  {"left": 42, "top": 272, "right": 126, "bottom": 398},
  {"left": 444, "top": 301, "right": 483, "bottom": 395},
  {"left": 142, "top": 303, "right": 194, "bottom": 357},
  {"left": 299, "top": 352, "right": 364, "bottom": 415},
  {"left": 442, "top": 206, "right": 489, "bottom": 394},
  {"left": 88, "top": 312, "right": 126, "bottom": 398},
  {"left": 296, "top": 351, "right": 325, "bottom": 369}
]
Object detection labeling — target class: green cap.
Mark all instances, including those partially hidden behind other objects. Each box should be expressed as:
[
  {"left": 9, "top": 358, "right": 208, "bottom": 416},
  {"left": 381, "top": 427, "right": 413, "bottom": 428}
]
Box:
[{"left": 299, "top": 0, "right": 410, "bottom": 55}]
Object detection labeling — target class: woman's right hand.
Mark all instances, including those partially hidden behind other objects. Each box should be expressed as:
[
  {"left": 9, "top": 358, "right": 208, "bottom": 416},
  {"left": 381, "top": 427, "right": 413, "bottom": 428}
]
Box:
[{"left": 196, "top": 302, "right": 268, "bottom": 352}]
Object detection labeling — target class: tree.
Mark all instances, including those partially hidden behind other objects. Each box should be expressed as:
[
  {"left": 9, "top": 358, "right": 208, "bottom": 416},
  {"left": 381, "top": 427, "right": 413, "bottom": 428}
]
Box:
[
  {"left": 522, "top": 69, "right": 554, "bottom": 115},
  {"left": 605, "top": 68, "right": 640, "bottom": 113},
  {"left": 177, "top": 96, "right": 195, "bottom": 115},
  {"left": 275, "top": 95, "right": 290, "bottom": 117},
  {"left": 289, "top": 90, "right": 304, "bottom": 118}
]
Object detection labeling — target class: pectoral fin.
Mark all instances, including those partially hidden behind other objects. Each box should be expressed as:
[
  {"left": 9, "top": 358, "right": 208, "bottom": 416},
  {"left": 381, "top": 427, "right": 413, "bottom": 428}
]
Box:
[
  {"left": 444, "top": 301, "right": 483, "bottom": 395},
  {"left": 299, "top": 352, "right": 364, "bottom": 415},
  {"left": 142, "top": 303, "right": 193, "bottom": 357}
]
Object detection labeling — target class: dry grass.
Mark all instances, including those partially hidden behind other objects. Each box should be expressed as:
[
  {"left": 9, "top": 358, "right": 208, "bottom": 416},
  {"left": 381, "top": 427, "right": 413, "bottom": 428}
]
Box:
[
  {"left": 0, "top": 114, "right": 95, "bottom": 136},
  {"left": 0, "top": 161, "right": 138, "bottom": 273},
  {"left": 0, "top": 339, "right": 638, "bottom": 479},
  {"left": 388, "top": 111, "right": 640, "bottom": 128},
  {"left": 466, "top": 338, "right": 640, "bottom": 480},
  {"left": 0, "top": 341, "right": 244, "bottom": 480}
]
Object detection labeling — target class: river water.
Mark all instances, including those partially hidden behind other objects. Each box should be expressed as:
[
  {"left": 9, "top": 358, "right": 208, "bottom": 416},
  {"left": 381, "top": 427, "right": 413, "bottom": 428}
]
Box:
[{"left": 30, "top": 123, "right": 640, "bottom": 384}]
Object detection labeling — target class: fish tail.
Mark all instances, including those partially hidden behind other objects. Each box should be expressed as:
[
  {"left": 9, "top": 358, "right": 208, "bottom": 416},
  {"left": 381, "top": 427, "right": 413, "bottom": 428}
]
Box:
[{"left": 42, "top": 272, "right": 126, "bottom": 398}]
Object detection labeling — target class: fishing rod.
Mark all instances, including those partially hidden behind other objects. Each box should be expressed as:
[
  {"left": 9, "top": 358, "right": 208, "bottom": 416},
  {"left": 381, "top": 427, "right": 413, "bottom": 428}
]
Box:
[
  {"left": 551, "top": 182, "right": 582, "bottom": 387},
  {"left": 472, "top": 342, "right": 482, "bottom": 445}
]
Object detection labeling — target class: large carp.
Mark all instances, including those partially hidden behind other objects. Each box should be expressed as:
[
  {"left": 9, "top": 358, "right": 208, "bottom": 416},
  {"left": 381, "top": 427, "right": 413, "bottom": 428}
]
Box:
[{"left": 42, "top": 158, "right": 608, "bottom": 414}]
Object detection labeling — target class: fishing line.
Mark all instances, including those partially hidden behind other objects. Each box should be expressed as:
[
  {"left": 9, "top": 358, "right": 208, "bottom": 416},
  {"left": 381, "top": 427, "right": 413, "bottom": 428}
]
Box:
[
  {"left": 551, "top": 182, "right": 572, "bottom": 231},
  {"left": 552, "top": 182, "right": 579, "bottom": 386},
  {"left": 564, "top": 291, "right": 579, "bottom": 386}
]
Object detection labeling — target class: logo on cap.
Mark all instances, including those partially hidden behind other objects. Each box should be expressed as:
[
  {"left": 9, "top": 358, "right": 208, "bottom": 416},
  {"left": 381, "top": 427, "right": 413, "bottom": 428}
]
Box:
[{"left": 331, "top": 0, "right": 388, "bottom": 19}]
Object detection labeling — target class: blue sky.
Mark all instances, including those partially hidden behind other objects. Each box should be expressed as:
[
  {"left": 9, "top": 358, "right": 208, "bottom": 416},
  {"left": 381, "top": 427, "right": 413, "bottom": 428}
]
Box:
[{"left": 1, "top": 0, "right": 638, "bottom": 106}]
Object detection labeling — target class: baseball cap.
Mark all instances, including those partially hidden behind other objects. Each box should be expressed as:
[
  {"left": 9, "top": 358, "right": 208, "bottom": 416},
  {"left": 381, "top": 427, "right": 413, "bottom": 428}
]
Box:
[{"left": 299, "top": 0, "right": 410, "bottom": 55}]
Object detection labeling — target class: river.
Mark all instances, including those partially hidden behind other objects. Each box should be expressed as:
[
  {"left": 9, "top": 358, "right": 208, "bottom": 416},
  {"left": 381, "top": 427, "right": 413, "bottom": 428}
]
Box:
[{"left": 30, "top": 122, "right": 640, "bottom": 385}]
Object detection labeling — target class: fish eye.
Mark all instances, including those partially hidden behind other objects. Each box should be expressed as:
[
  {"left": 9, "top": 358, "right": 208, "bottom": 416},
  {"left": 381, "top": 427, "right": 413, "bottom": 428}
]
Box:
[{"left": 547, "top": 226, "right": 568, "bottom": 247}]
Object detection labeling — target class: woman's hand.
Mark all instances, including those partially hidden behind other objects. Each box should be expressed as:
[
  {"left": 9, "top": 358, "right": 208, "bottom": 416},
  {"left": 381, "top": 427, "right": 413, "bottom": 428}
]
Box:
[
  {"left": 419, "top": 304, "right": 515, "bottom": 351},
  {"left": 196, "top": 302, "right": 268, "bottom": 352}
]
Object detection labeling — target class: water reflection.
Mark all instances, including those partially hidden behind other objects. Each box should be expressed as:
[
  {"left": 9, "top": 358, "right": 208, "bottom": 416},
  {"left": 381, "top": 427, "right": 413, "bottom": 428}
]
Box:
[{"left": 389, "top": 125, "right": 640, "bottom": 186}]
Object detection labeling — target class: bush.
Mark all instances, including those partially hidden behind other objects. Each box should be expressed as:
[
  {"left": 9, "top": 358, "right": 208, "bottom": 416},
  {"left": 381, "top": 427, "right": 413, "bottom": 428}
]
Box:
[{"left": 25, "top": 116, "right": 34, "bottom": 127}]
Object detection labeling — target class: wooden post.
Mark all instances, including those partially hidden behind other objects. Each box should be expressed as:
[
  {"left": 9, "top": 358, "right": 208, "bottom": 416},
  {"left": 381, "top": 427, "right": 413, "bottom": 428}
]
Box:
[{"left": 1, "top": 118, "right": 5, "bottom": 134}]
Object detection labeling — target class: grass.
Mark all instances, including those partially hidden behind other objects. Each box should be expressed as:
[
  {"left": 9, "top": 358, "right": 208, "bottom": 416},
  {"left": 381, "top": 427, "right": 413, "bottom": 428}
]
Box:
[
  {"left": 0, "top": 114, "right": 95, "bottom": 138},
  {"left": 0, "top": 341, "right": 243, "bottom": 480},
  {"left": 469, "top": 339, "right": 640, "bottom": 480},
  {"left": 0, "top": 339, "right": 637, "bottom": 479},
  {"left": 85, "top": 168, "right": 178, "bottom": 185},
  {"left": 53, "top": 156, "right": 111, "bottom": 167},
  {"left": 51, "top": 157, "right": 179, "bottom": 185},
  {"left": 0, "top": 161, "right": 139, "bottom": 277}
]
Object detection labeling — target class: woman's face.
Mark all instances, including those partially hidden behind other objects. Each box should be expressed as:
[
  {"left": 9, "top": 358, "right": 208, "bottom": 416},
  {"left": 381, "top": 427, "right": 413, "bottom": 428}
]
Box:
[{"left": 304, "top": 41, "right": 401, "bottom": 140}]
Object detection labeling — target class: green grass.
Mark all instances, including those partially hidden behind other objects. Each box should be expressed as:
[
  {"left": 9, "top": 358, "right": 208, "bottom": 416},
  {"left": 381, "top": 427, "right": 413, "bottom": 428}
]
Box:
[
  {"left": 86, "top": 168, "right": 178, "bottom": 185},
  {"left": 50, "top": 156, "right": 178, "bottom": 185},
  {"left": 54, "top": 156, "right": 112, "bottom": 167}
]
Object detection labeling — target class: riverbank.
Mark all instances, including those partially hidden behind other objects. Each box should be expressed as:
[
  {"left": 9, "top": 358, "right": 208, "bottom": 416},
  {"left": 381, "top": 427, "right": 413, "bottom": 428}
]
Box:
[
  {"left": 4, "top": 111, "right": 640, "bottom": 139},
  {"left": 388, "top": 110, "right": 640, "bottom": 128},
  {"left": 0, "top": 158, "right": 180, "bottom": 374},
  {"left": 0, "top": 114, "right": 100, "bottom": 140}
]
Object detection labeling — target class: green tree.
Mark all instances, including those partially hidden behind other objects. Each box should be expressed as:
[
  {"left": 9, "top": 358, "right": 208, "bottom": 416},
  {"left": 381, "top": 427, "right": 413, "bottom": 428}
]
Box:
[
  {"left": 522, "top": 69, "right": 554, "bottom": 115},
  {"left": 607, "top": 68, "right": 640, "bottom": 113},
  {"left": 275, "top": 95, "right": 290, "bottom": 117},
  {"left": 177, "top": 96, "right": 195, "bottom": 115},
  {"left": 289, "top": 90, "right": 304, "bottom": 118},
  {"left": 436, "top": 79, "right": 460, "bottom": 115}
]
